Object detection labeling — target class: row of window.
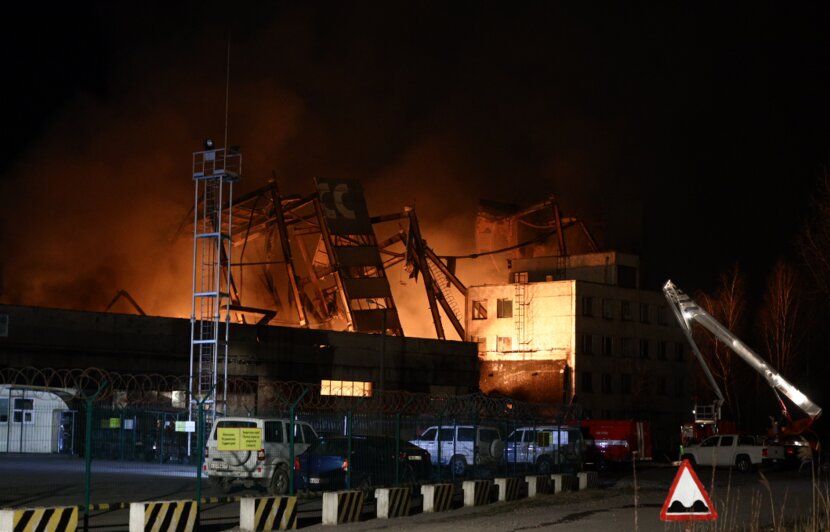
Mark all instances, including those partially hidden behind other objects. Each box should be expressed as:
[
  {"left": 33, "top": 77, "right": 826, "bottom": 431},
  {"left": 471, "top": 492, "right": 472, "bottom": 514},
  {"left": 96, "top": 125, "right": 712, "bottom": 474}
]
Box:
[
  {"left": 472, "top": 336, "right": 512, "bottom": 353},
  {"left": 471, "top": 296, "right": 673, "bottom": 325},
  {"left": 582, "top": 297, "right": 669, "bottom": 325},
  {"left": 472, "top": 298, "right": 513, "bottom": 320},
  {"left": 0, "top": 398, "right": 34, "bottom": 424},
  {"left": 580, "top": 371, "right": 686, "bottom": 397},
  {"left": 581, "top": 334, "right": 686, "bottom": 361}
]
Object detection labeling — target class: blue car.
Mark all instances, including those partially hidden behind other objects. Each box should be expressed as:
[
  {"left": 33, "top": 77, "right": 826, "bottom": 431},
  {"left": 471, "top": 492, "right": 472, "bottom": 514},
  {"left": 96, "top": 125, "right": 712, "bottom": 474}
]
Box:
[{"left": 295, "top": 434, "right": 431, "bottom": 491}]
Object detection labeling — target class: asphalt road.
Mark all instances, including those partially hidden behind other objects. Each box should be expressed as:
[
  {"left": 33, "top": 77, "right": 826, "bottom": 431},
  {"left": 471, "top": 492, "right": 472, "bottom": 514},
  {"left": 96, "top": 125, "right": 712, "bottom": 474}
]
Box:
[{"left": 0, "top": 454, "right": 824, "bottom": 531}]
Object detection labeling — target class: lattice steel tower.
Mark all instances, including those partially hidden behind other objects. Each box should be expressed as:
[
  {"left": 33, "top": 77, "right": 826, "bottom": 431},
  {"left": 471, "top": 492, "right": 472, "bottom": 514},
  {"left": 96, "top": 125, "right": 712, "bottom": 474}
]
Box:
[{"left": 189, "top": 141, "right": 240, "bottom": 425}]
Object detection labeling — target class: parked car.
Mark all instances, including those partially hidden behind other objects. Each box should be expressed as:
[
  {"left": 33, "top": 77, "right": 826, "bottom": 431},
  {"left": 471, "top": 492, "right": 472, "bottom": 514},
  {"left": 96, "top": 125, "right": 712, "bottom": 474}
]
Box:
[
  {"left": 681, "top": 433, "right": 784, "bottom": 472},
  {"left": 205, "top": 417, "right": 318, "bottom": 494},
  {"left": 295, "top": 434, "right": 431, "bottom": 491},
  {"left": 779, "top": 434, "right": 817, "bottom": 468},
  {"left": 504, "top": 425, "right": 584, "bottom": 474},
  {"left": 409, "top": 425, "right": 504, "bottom": 477}
]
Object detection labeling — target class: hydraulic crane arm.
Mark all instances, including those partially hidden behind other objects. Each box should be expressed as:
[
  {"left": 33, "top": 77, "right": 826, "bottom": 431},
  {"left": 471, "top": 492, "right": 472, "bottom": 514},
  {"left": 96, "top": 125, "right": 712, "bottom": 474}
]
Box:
[
  {"left": 663, "top": 281, "right": 726, "bottom": 419},
  {"left": 663, "top": 280, "right": 822, "bottom": 431}
]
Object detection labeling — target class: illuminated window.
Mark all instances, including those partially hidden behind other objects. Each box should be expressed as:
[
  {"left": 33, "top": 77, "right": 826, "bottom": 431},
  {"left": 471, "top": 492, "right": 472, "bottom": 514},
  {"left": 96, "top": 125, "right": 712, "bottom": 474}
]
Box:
[
  {"left": 320, "top": 380, "right": 373, "bottom": 397},
  {"left": 497, "top": 299, "right": 513, "bottom": 318},
  {"left": 497, "top": 336, "right": 513, "bottom": 352},
  {"left": 472, "top": 300, "right": 488, "bottom": 320},
  {"left": 13, "top": 399, "right": 33, "bottom": 423},
  {"left": 513, "top": 272, "right": 528, "bottom": 283}
]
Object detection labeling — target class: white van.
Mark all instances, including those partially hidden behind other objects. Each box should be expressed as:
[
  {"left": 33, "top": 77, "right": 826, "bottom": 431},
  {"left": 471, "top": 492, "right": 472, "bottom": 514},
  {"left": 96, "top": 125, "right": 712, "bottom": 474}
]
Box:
[
  {"left": 409, "top": 425, "right": 504, "bottom": 476},
  {"left": 205, "top": 417, "right": 317, "bottom": 494}
]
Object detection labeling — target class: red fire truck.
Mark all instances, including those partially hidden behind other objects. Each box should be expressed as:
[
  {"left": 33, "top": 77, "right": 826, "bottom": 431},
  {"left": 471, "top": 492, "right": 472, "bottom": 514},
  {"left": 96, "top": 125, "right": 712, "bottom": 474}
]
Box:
[{"left": 580, "top": 419, "right": 653, "bottom": 466}]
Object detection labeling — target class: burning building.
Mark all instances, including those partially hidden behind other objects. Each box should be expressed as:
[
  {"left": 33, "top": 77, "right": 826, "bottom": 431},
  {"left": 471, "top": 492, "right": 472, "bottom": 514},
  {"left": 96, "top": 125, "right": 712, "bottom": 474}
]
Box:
[{"left": 464, "top": 251, "right": 692, "bottom": 454}]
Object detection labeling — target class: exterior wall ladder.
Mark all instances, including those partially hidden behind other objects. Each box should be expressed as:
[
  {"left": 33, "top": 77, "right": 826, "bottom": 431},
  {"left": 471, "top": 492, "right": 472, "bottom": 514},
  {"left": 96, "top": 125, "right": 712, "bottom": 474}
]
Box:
[{"left": 514, "top": 271, "right": 529, "bottom": 350}]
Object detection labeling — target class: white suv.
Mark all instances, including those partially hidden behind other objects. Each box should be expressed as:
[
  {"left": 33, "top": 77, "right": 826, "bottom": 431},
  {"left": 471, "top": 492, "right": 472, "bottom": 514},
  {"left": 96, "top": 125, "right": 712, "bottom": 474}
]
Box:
[
  {"left": 205, "top": 417, "right": 317, "bottom": 494},
  {"left": 409, "top": 425, "right": 504, "bottom": 476},
  {"left": 504, "top": 426, "right": 585, "bottom": 474}
]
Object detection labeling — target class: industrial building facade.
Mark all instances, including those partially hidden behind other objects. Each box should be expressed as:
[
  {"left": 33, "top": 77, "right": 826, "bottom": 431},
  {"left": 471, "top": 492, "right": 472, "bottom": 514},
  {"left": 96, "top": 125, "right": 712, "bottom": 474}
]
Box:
[
  {"left": 465, "top": 252, "right": 693, "bottom": 454},
  {"left": 0, "top": 304, "right": 480, "bottom": 414}
]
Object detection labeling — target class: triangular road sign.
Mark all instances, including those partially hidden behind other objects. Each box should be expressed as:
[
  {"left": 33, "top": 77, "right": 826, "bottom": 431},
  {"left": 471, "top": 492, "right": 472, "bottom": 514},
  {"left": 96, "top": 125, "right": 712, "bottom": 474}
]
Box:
[{"left": 660, "top": 459, "right": 718, "bottom": 521}]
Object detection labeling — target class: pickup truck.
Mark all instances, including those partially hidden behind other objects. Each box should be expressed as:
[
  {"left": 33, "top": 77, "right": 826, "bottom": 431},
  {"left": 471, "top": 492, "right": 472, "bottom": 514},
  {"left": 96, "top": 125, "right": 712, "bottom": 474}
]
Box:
[{"left": 681, "top": 434, "right": 785, "bottom": 472}]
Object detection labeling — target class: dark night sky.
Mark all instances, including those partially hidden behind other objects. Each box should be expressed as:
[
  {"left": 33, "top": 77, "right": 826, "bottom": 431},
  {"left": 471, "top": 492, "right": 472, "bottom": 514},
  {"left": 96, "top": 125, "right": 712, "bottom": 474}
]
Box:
[{"left": 2, "top": 2, "right": 830, "bottom": 309}]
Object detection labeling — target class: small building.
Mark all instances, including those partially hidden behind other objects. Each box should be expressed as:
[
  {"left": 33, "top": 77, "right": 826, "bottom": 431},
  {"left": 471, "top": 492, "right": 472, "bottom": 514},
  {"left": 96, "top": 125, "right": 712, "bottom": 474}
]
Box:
[{"left": 0, "top": 385, "right": 75, "bottom": 453}]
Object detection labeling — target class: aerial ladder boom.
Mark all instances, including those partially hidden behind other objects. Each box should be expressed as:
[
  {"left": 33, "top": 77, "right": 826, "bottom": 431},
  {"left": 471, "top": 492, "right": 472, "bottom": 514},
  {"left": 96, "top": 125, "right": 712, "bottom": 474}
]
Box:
[{"left": 663, "top": 280, "right": 822, "bottom": 433}]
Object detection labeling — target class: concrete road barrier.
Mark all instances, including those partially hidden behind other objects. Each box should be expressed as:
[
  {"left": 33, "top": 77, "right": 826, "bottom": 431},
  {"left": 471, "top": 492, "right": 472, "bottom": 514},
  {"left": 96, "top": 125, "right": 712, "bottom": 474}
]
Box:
[
  {"left": 462, "top": 479, "right": 492, "bottom": 507},
  {"left": 129, "top": 500, "right": 197, "bottom": 532},
  {"left": 420, "top": 483, "right": 454, "bottom": 512},
  {"left": 494, "top": 477, "right": 522, "bottom": 502},
  {"left": 322, "top": 490, "right": 364, "bottom": 525},
  {"left": 550, "top": 474, "right": 576, "bottom": 493},
  {"left": 525, "top": 475, "right": 552, "bottom": 497},
  {"left": 240, "top": 496, "right": 298, "bottom": 531},
  {"left": 374, "top": 487, "right": 411, "bottom": 519},
  {"left": 0, "top": 505, "right": 78, "bottom": 532}
]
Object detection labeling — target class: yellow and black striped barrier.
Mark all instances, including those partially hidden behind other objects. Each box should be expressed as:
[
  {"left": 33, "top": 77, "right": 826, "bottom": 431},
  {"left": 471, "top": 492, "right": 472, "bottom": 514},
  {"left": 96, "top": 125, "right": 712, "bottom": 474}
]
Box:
[
  {"left": 525, "top": 475, "right": 551, "bottom": 497},
  {"left": 240, "top": 496, "right": 297, "bottom": 531},
  {"left": 0, "top": 505, "right": 78, "bottom": 532},
  {"left": 550, "top": 473, "right": 576, "bottom": 493},
  {"left": 374, "top": 487, "right": 411, "bottom": 519},
  {"left": 462, "top": 480, "right": 492, "bottom": 507},
  {"left": 577, "top": 471, "right": 598, "bottom": 489},
  {"left": 129, "top": 500, "right": 197, "bottom": 532},
  {"left": 494, "top": 477, "right": 521, "bottom": 502},
  {"left": 420, "top": 483, "right": 453, "bottom": 513},
  {"left": 322, "top": 490, "right": 364, "bottom": 525}
]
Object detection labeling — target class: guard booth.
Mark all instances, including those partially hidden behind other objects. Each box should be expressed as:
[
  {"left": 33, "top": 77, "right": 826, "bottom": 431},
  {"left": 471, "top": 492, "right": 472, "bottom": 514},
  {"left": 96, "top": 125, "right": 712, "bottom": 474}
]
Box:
[{"left": 0, "top": 385, "right": 75, "bottom": 453}]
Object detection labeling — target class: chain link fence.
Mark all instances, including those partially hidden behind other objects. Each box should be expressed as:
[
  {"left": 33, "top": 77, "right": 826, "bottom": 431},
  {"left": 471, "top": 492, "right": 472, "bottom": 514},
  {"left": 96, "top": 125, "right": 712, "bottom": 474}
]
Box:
[{"left": 0, "top": 367, "right": 585, "bottom": 528}]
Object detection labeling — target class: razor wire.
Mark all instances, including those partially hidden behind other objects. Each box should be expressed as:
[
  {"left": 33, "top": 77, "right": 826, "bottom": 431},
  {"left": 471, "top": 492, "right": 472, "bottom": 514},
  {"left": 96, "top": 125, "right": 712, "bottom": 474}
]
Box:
[{"left": 0, "top": 366, "right": 566, "bottom": 420}]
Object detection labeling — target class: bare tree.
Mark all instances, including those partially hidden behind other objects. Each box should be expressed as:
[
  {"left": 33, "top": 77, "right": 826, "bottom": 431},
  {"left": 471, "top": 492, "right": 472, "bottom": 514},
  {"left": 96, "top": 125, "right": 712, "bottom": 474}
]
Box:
[
  {"left": 694, "top": 265, "right": 747, "bottom": 423},
  {"left": 798, "top": 170, "right": 830, "bottom": 301},
  {"left": 759, "top": 259, "right": 804, "bottom": 376}
]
